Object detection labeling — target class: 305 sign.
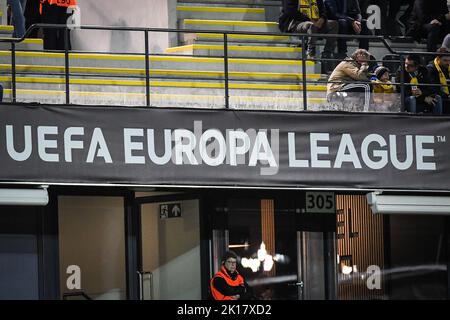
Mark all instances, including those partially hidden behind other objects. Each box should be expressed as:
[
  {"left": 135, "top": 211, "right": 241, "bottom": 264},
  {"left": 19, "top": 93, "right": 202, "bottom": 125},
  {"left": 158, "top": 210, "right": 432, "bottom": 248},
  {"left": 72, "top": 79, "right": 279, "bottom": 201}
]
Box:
[{"left": 305, "top": 192, "right": 335, "bottom": 213}]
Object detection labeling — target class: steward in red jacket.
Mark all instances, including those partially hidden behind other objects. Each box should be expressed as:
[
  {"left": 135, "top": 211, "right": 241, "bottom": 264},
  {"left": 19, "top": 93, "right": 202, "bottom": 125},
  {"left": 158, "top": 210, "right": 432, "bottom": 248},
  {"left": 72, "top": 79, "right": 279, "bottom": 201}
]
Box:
[{"left": 210, "top": 251, "right": 254, "bottom": 300}]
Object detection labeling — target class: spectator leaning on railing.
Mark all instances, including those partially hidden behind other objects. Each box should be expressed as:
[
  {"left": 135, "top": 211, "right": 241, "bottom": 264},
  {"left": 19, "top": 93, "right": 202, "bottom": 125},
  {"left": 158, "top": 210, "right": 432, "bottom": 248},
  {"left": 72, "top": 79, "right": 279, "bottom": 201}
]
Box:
[
  {"left": 396, "top": 54, "right": 443, "bottom": 114},
  {"left": 326, "top": 48, "right": 372, "bottom": 110},
  {"left": 427, "top": 47, "right": 450, "bottom": 114}
]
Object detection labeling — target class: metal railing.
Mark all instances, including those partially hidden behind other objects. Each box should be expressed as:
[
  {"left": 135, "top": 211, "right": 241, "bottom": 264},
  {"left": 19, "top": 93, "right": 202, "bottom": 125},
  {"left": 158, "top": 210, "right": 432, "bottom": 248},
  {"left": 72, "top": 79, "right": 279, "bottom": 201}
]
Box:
[{"left": 0, "top": 23, "right": 438, "bottom": 111}]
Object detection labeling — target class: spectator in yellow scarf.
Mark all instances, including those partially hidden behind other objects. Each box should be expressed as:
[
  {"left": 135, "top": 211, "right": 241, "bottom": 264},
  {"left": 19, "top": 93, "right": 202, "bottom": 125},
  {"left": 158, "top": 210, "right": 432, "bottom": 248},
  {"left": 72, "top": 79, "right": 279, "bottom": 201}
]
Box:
[{"left": 427, "top": 47, "right": 450, "bottom": 114}]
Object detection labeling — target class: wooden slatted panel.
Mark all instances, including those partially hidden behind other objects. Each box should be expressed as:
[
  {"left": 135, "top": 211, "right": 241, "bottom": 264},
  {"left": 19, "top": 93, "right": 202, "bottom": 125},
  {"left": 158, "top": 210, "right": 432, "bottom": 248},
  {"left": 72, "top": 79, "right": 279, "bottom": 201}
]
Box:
[
  {"left": 261, "top": 199, "right": 276, "bottom": 276},
  {"left": 336, "top": 195, "right": 385, "bottom": 299}
]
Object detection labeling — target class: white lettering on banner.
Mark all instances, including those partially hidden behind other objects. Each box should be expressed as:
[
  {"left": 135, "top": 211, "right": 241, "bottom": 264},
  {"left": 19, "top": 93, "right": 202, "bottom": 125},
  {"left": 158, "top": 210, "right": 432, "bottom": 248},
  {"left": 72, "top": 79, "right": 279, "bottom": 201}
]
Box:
[
  {"left": 2, "top": 124, "right": 438, "bottom": 172},
  {"left": 124, "top": 128, "right": 145, "bottom": 164},
  {"left": 199, "top": 129, "right": 227, "bottom": 167},
  {"left": 288, "top": 132, "right": 309, "bottom": 168},
  {"left": 334, "top": 134, "right": 362, "bottom": 169},
  {"left": 174, "top": 129, "right": 199, "bottom": 165},
  {"left": 86, "top": 128, "right": 112, "bottom": 163},
  {"left": 249, "top": 131, "right": 277, "bottom": 168},
  {"left": 64, "top": 127, "right": 84, "bottom": 162},
  {"left": 4, "top": 125, "right": 112, "bottom": 164},
  {"left": 38, "top": 126, "right": 59, "bottom": 162},
  {"left": 416, "top": 135, "right": 436, "bottom": 170},
  {"left": 6, "top": 125, "right": 32, "bottom": 161},
  {"left": 228, "top": 130, "right": 251, "bottom": 166},
  {"left": 310, "top": 133, "right": 331, "bottom": 168},
  {"left": 147, "top": 129, "right": 172, "bottom": 165},
  {"left": 361, "top": 134, "right": 388, "bottom": 170},
  {"left": 390, "top": 134, "right": 413, "bottom": 170},
  {"left": 287, "top": 132, "right": 436, "bottom": 171}
]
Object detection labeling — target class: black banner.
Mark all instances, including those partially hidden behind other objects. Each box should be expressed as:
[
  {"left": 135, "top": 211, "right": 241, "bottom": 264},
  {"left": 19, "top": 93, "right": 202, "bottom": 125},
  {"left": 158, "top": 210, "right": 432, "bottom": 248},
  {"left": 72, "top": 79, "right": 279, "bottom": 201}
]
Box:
[{"left": 1, "top": 104, "right": 449, "bottom": 191}]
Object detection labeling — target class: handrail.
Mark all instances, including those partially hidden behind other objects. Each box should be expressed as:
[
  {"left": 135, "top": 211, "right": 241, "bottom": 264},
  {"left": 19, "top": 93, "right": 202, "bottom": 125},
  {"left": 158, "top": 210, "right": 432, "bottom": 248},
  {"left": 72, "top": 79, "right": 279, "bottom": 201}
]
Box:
[{"left": 0, "top": 23, "right": 439, "bottom": 112}]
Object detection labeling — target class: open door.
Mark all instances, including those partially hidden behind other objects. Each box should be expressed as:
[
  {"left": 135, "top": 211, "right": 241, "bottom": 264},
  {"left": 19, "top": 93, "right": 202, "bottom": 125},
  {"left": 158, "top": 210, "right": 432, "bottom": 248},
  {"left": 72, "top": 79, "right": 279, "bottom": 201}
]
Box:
[
  {"left": 135, "top": 192, "right": 203, "bottom": 300},
  {"left": 210, "top": 191, "right": 337, "bottom": 300}
]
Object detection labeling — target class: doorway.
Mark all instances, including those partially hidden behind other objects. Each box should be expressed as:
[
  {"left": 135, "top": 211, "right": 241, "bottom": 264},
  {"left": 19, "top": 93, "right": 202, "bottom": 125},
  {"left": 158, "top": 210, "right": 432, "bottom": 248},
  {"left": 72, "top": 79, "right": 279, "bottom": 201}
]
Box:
[
  {"left": 209, "top": 191, "right": 337, "bottom": 300},
  {"left": 136, "top": 192, "right": 203, "bottom": 300}
]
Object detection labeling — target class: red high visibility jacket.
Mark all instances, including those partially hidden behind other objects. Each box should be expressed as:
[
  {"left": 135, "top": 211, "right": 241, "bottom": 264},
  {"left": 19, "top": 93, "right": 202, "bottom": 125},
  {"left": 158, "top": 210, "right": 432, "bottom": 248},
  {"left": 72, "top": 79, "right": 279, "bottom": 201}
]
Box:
[
  {"left": 210, "top": 266, "right": 245, "bottom": 300},
  {"left": 40, "top": 0, "right": 77, "bottom": 14},
  {"left": 45, "top": 0, "right": 76, "bottom": 7}
]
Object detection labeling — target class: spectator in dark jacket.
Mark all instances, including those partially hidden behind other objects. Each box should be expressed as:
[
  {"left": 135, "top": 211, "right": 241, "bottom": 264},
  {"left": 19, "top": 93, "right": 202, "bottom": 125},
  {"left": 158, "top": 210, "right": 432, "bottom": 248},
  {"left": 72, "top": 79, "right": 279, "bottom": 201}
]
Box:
[
  {"left": 323, "top": 0, "right": 370, "bottom": 57},
  {"left": 396, "top": 54, "right": 442, "bottom": 114},
  {"left": 279, "top": 0, "right": 338, "bottom": 60},
  {"left": 427, "top": 47, "right": 450, "bottom": 114},
  {"left": 406, "top": 0, "right": 450, "bottom": 53}
]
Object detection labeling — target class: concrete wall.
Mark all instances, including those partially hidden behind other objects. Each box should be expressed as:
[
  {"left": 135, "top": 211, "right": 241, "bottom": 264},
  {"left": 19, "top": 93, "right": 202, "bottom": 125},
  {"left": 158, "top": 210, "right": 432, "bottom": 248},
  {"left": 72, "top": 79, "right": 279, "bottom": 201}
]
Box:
[
  {"left": 72, "top": 0, "right": 177, "bottom": 53},
  {"left": 141, "top": 199, "right": 201, "bottom": 299},
  {"left": 58, "top": 196, "right": 126, "bottom": 300}
]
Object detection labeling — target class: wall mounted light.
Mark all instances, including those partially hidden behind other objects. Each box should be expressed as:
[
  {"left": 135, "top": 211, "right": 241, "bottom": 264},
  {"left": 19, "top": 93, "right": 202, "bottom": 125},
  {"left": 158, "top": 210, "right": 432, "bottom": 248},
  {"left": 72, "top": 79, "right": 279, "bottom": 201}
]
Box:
[
  {"left": 0, "top": 188, "right": 49, "bottom": 206},
  {"left": 367, "top": 192, "right": 450, "bottom": 215}
]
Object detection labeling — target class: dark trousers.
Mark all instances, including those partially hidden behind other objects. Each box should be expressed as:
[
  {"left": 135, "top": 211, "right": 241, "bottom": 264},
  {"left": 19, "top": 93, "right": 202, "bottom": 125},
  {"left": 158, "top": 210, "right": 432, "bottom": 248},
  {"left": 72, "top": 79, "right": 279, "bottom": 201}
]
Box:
[
  {"left": 41, "top": 2, "right": 71, "bottom": 50},
  {"left": 24, "top": 0, "right": 41, "bottom": 38},
  {"left": 387, "top": 0, "right": 414, "bottom": 35},
  {"left": 337, "top": 19, "right": 370, "bottom": 55}
]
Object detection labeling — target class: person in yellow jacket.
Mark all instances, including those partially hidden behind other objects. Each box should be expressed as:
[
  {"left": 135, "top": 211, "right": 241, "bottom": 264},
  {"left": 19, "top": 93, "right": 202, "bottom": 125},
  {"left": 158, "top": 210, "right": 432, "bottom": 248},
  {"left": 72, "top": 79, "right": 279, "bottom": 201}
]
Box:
[
  {"left": 371, "top": 66, "right": 394, "bottom": 94},
  {"left": 40, "top": 0, "right": 76, "bottom": 50},
  {"left": 370, "top": 66, "right": 396, "bottom": 107},
  {"left": 210, "top": 251, "right": 254, "bottom": 300}
]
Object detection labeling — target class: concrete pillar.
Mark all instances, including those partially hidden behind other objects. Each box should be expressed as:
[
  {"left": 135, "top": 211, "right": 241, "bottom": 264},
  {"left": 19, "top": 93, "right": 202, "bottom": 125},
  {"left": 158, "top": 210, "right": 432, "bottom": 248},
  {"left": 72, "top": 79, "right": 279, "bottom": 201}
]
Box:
[{"left": 72, "top": 0, "right": 177, "bottom": 54}]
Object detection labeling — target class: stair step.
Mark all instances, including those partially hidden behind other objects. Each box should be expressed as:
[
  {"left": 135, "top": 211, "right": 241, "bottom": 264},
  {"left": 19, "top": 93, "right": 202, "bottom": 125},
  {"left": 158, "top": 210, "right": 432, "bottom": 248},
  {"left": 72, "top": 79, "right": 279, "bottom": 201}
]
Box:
[
  {"left": 0, "top": 38, "right": 44, "bottom": 51},
  {"left": 0, "top": 25, "right": 14, "bottom": 35},
  {"left": 182, "top": 32, "right": 293, "bottom": 45},
  {"left": 0, "top": 65, "right": 320, "bottom": 81},
  {"left": 4, "top": 89, "right": 325, "bottom": 110},
  {"left": 166, "top": 43, "right": 302, "bottom": 59},
  {"left": 181, "top": 19, "right": 279, "bottom": 33},
  {"left": 177, "top": 5, "right": 266, "bottom": 21},
  {"left": 0, "top": 50, "right": 317, "bottom": 74},
  {"left": 1, "top": 75, "right": 326, "bottom": 91}
]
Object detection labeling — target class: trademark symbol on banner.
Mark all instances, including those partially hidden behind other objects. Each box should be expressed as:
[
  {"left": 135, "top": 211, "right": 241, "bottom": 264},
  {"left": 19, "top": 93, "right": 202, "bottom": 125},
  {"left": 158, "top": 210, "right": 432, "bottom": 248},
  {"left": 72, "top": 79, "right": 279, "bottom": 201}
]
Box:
[{"left": 437, "top": 136, "right": 446, "bottom": 143}]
